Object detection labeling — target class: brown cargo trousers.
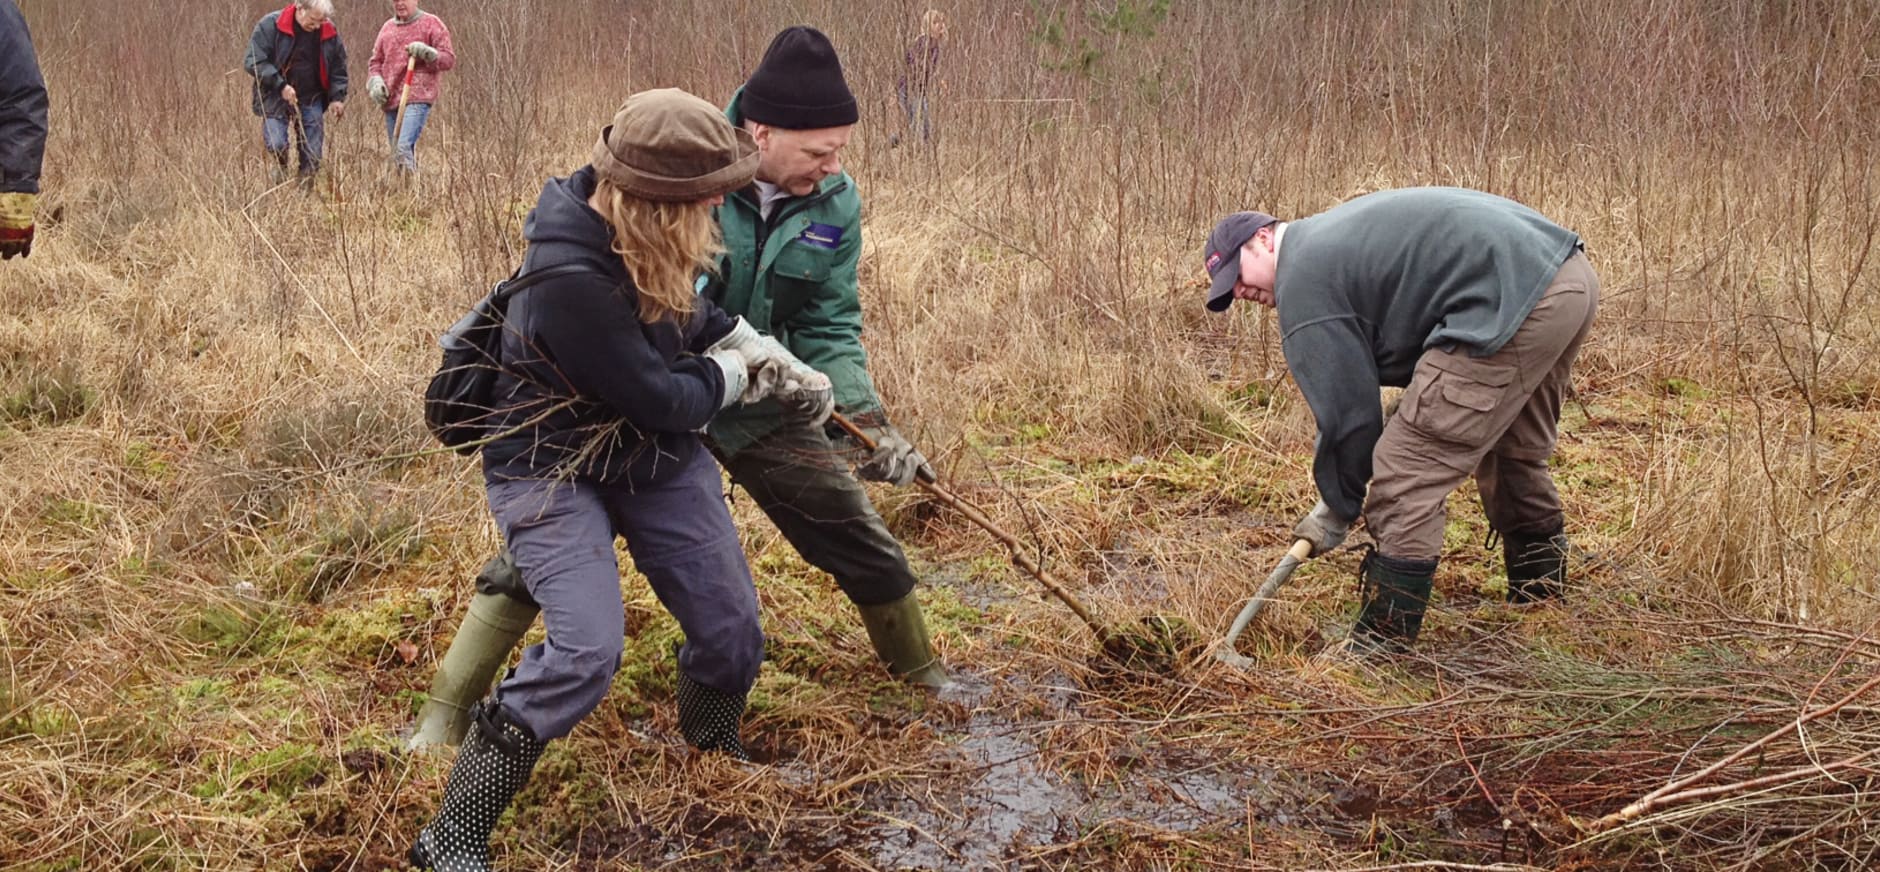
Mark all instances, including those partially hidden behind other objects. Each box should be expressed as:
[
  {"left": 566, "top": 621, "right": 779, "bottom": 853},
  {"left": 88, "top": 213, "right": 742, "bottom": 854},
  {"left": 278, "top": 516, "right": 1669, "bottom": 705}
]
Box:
[{"left": 1364, "top": 251, "right": 1599, "bottom": 561}]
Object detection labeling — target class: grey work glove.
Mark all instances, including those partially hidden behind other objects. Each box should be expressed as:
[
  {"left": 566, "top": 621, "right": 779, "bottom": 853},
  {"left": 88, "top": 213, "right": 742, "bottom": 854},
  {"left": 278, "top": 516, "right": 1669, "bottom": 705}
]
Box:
[
  {"left": 709, "top": 316, "right": 833, "bottom": 424},
  {"left": 779, "top": 377, "right": 836, "bottom": 428},
  {"left": 743, "top": 358, "right": 835, "bottom": 427},
  {"left": 406, "top": 41, "right": 440, "bottom": 63},
  {"left": 366, "top": 75, "right": 388, "bottom": 107},
  {"left": 856, "top": 423, "right": 931, "bottom": 486},
  {"left": 1292, "top": 500, "right": 1351, "bottom": 557},
  {"left": 702, "top": 348, "right": 749, "bottom": 411}
]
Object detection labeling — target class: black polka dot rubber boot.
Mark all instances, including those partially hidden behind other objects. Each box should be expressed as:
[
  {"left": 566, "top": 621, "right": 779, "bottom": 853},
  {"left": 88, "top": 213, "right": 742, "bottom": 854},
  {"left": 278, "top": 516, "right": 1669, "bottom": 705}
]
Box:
[
  {"left": 676, "top": 671, "right": 750, "bottom": 761},
  {"left": 1504, "top": 525, "right": 1570, "bottom": 604},
  {"left": 408, "top": 700, "right": 546, "bottom": 871}
]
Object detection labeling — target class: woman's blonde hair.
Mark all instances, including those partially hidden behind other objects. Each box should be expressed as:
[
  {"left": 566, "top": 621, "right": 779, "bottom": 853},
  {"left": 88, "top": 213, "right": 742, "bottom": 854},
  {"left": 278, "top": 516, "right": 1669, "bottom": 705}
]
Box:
[
  {"left": 922, "top": 8, "right": 946, "bottom": 34},
  {"left": 590, "top": 177, "right": 724, "bottom": 325}
]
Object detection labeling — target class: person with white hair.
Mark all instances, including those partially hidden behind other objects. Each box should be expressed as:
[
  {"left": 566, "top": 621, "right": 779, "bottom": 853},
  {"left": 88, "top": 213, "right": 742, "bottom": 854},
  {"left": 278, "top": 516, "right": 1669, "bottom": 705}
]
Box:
[
  {"left": 894, "top": 8, "right": 948, "bottom": 147},
  {"left": 242, "top": 0, "right": 349, "bottom": 185}
]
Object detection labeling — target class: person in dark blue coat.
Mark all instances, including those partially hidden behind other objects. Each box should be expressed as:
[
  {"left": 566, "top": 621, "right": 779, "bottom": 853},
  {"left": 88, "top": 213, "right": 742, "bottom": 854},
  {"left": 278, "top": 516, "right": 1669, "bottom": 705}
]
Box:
[
  {"left": 0, "top": 0, "right": 48, "bottom": 260},
  {"left": 408, "top": 88, "right": 833, "bottom": 871}
]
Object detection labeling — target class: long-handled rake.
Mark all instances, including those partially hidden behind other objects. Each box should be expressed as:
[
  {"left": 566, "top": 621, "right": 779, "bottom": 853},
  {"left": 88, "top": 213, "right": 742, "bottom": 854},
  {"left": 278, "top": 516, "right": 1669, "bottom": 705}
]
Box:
[
  {"left": 1213, "top": 539, "right": 1313, "bottom": 668},
  {"left": 829, "top": 412, "right": 1189, "bottom": 664}
]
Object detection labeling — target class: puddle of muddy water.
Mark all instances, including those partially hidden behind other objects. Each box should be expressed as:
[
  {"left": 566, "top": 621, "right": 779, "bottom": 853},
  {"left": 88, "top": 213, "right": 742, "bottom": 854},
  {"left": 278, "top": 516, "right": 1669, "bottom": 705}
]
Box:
[
  {"left": 860, "top": 674, "right": 1075, "bottom": 870},
  {"left": 855, "top": 672, "right": 1316, "bottom": 871}
]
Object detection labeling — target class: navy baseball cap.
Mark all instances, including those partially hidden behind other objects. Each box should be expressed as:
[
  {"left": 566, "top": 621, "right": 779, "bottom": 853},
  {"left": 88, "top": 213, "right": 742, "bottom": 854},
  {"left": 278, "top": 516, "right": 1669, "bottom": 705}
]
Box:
[{"left": 1203, "top": 211, "right": 1277, "bottom": 312}]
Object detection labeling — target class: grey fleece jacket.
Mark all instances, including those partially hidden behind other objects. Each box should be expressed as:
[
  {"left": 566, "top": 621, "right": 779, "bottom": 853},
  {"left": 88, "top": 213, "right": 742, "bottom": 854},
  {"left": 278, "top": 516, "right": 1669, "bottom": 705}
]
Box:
[{"left": 1275, "top": 187, "right": 1582, "bottom": 521}]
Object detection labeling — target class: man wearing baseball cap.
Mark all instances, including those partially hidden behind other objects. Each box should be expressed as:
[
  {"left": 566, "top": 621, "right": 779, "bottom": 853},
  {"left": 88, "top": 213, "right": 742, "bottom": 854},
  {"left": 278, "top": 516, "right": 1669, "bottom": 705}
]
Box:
[{"left": 1204, "top": 187, "right": 1598, "bottom": 654}]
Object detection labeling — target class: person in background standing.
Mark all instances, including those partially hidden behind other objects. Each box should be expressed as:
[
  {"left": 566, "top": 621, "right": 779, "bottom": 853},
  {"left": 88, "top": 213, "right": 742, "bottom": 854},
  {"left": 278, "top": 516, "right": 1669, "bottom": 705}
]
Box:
[
  {"left": 893, "top": 9, "right": 946, "bottom": 148},
  {"left": 367, "top": 0, "right": 455, "bottom": 173},
  {"left": 243, "top": 0, "right": 349, "bottom": 186},
  {"left": 0, "top": 0, "right": 48, "bottom": 260}
]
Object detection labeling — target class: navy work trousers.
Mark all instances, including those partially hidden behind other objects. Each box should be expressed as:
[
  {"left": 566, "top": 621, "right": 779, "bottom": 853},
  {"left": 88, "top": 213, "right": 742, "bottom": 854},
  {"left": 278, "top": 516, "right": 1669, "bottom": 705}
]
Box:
[{"left": 485, "top": 448, "right": 763, "bottom": 741}]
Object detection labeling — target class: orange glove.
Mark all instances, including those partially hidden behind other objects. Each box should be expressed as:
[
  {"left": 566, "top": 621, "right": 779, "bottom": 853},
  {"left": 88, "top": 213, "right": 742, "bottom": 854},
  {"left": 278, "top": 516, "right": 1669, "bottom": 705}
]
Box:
[{"left": 0, "top": 192, "right": 33, "bottom": 260}]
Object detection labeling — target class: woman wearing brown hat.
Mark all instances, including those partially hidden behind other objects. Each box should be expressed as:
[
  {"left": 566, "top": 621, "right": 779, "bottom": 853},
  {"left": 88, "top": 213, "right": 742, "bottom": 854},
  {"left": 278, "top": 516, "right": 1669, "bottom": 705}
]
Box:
[{"left": 408, "top": 88, "right": 832, "bottom": 871}]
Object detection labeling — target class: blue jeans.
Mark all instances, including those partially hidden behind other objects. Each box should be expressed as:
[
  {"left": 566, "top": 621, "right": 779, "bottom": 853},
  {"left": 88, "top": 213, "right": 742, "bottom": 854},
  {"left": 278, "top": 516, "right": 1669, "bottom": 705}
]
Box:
[
  {"left": 261, "top": 98, "right": 326, "bottom": 176},
  {"left": 485, "top": 448, "right": 764, "bottom": 742},
  {"left": 383, "top": 102, "right": 431, "bottom": 171},
  {"left": 897, "top": 87, "right": 934, "bottom": 145}
]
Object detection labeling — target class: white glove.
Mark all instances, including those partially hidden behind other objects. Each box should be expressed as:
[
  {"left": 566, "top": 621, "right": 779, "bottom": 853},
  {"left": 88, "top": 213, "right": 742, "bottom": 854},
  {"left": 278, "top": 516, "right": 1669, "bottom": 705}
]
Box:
[
  {"left": 1292, "top": 500, "right": 1351, "bottom": 557},
  {"left": 777, "top": 372, "right": 835, "bottom": 428},
  {"left": 366, "top": 75, "right": 388, "bottom": 107},
  {"left": 710, "top": 317, "right": 765, "bottom": 359},
  {"left": 406, "top": 41, "right": 440, "bottom": 63},
  {"left": 703, "top": 348, "right": 748, "bottom": 410}
]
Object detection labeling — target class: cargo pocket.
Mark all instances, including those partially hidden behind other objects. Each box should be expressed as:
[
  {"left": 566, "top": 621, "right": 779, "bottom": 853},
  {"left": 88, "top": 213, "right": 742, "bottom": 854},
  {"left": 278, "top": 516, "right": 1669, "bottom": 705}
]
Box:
[{"left": 1402, "top": 354, "right": 1516, "bottom": 447}]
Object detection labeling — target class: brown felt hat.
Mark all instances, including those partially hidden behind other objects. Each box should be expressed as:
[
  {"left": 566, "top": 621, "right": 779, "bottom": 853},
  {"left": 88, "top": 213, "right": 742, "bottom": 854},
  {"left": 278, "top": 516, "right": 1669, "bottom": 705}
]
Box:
[{"left": 591, "top": 88, "right": 759, "bottom": 201}]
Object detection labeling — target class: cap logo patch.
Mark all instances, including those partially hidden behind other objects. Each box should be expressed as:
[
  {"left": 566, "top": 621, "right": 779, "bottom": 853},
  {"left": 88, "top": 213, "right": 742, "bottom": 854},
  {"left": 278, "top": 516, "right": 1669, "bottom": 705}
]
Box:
[{"left": 1205, "top": 251, "right": 1222, "bottom": 273}]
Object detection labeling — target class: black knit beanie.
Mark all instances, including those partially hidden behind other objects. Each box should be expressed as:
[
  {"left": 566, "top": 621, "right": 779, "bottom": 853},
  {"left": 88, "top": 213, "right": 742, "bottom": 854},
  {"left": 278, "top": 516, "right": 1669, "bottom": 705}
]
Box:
[{"left": 739, "top": 26, "right": 859, "bottom": 129}]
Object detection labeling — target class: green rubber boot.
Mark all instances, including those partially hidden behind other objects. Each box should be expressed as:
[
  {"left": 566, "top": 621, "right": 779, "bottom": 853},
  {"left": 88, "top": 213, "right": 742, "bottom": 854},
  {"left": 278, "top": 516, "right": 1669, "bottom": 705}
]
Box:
[
  {"left": 406, "top": 553, "right": 539, "bottom": 752},
  {"left": 856, "top": 593, "right": 951, "bottom": 688}
]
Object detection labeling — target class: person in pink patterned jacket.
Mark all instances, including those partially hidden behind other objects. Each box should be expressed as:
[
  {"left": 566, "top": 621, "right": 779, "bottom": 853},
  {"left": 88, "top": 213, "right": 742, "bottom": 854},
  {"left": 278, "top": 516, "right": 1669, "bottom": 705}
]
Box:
[{"left": 366, "top": 0, "right": 454, "bottom": 172}]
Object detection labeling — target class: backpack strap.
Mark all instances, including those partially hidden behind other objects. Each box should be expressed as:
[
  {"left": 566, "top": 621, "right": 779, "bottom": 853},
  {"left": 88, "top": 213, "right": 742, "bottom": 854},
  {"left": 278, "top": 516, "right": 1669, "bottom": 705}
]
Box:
[{"left": 490, "top": 262, "right": 611, "bottom": 303}]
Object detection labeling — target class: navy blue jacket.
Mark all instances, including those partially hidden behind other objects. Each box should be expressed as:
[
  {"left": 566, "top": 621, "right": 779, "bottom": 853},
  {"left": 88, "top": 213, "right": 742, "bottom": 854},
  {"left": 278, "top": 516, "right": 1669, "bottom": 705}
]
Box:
[
  {"left": 243, "top": 5, "right": 349, "bottom": 117},
  {"left": 0, "top": 1, "right": 48, "bottom": 195},
  {"left": 482, "top": 166, "right": 737, "bottom": 488}
]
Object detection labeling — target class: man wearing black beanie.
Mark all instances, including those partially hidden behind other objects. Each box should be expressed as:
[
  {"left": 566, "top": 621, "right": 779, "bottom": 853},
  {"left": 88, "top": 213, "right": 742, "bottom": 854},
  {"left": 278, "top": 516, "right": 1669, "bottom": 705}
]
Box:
[
  {"left": 704, "top": 26, "right": 951, "bottom": 688},
  {"left": 737, "top": 25, "right": 859, "bottom": 134}
]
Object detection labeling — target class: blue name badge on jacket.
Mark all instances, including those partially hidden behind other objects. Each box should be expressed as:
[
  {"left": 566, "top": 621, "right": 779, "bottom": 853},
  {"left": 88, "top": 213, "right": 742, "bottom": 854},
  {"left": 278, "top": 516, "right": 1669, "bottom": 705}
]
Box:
[{"left": 795, "top": 222, "right": 844, "bottom": 251}]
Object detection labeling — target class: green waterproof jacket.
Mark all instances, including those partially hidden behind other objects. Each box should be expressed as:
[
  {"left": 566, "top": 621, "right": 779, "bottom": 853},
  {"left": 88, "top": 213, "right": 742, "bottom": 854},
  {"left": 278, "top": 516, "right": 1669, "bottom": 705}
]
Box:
[{"left": 705, "top": 88, "right": 883, "bottom": 456}]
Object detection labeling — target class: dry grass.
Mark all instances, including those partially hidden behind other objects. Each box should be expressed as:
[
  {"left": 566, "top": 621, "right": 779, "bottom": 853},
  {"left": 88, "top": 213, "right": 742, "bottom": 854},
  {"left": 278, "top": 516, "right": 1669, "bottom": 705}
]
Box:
[{"left": 3, "top": 0, "right": 1880, "bottom": 869}]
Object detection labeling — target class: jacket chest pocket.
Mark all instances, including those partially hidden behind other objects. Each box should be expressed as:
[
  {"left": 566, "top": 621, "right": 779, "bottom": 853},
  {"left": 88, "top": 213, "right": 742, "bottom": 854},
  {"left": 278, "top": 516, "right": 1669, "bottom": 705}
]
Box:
[{"left": 767, "top": 244, "right": 835, "bottom": 324}]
